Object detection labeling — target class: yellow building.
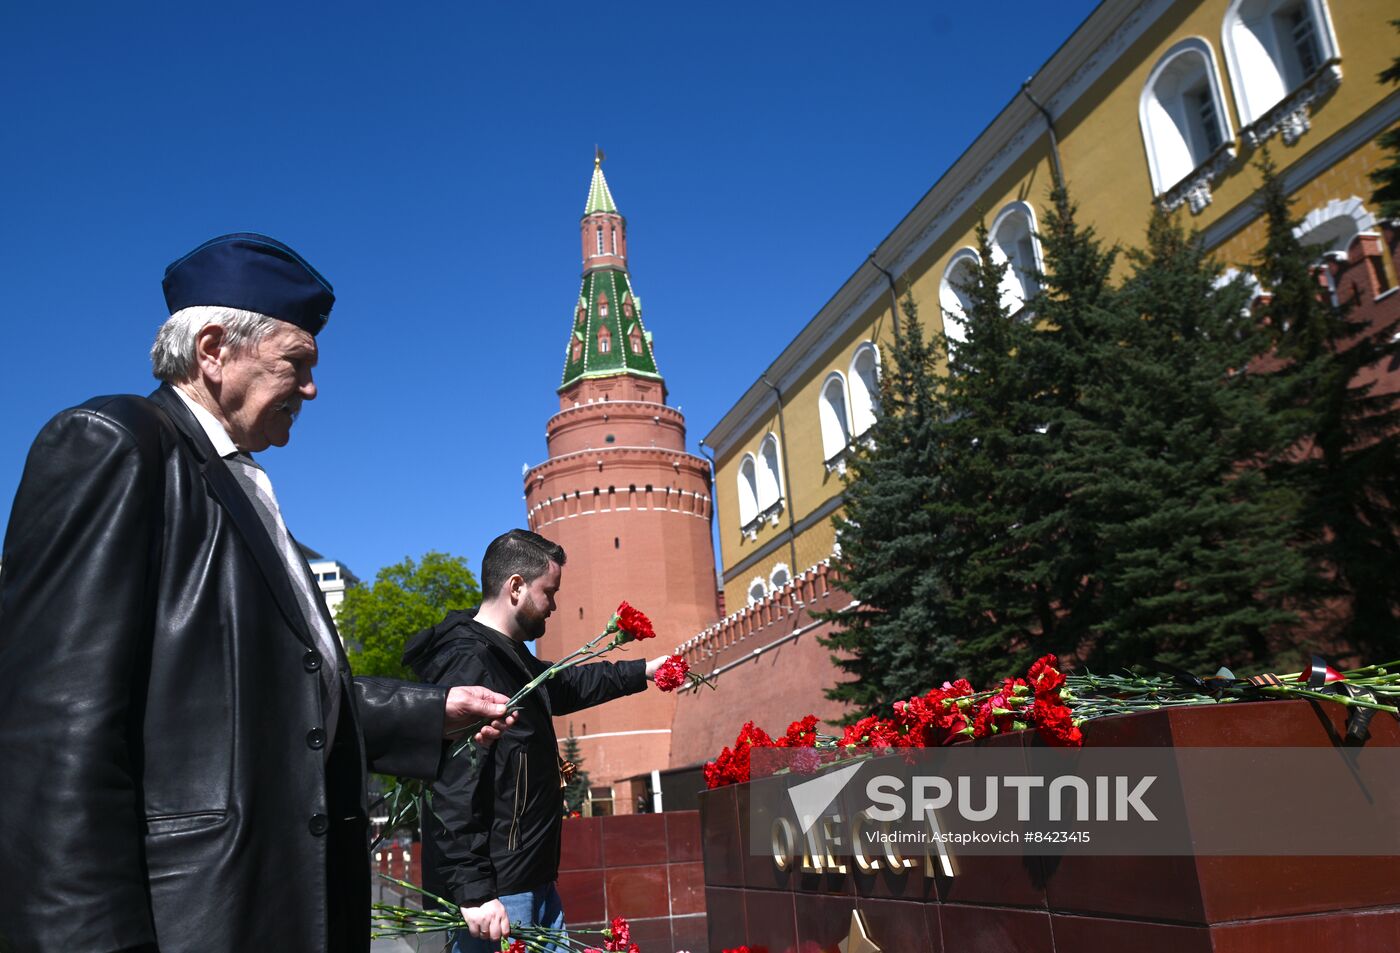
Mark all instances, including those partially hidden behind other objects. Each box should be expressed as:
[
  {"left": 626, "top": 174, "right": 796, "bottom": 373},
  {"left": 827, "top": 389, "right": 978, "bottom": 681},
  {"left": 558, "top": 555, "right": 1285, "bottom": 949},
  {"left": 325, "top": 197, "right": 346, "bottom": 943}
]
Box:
[{"left": 672, "top": 0, "right": 1399, "bottom": 765}]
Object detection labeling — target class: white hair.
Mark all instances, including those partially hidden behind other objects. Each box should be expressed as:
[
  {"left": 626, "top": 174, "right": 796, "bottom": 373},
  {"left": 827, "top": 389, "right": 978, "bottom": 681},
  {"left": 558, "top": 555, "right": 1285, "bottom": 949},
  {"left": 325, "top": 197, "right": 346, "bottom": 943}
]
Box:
[{"left": 150, "top": 306, "right": 281, "bottom": 383}]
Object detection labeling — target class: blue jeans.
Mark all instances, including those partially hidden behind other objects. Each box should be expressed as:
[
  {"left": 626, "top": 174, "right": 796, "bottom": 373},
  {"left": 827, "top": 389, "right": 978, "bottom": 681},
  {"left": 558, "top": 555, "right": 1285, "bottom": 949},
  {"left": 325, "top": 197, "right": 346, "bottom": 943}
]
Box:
[{"left": 450, "top": 882, "right": 566, "bottom": 953}]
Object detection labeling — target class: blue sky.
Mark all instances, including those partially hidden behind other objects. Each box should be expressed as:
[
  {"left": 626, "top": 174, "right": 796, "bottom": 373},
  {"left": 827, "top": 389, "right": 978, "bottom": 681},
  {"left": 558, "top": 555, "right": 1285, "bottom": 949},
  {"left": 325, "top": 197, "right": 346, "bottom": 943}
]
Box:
[{"left": 0, "top": 1, "right": 1100, "bottom": 585}]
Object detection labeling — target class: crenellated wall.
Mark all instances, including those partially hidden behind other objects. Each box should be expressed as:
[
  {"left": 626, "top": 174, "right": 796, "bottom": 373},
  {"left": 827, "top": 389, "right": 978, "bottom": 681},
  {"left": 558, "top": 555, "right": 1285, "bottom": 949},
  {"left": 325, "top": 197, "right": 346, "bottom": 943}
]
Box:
[{"left": 668, "top": 560, "right": 853, "bottom": 769}]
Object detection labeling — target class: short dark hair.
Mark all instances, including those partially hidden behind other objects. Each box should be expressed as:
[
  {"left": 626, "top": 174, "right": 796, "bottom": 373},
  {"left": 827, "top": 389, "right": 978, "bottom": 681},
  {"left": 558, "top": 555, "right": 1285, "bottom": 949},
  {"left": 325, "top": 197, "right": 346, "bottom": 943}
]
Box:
[{"left": 481, "top": 529, "right": 567, "bottom": 597}]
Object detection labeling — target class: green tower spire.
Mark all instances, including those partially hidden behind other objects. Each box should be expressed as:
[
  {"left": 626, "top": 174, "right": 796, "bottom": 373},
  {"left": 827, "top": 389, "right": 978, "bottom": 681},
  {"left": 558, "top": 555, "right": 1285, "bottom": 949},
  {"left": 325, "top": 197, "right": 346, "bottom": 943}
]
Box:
[
  {"left": 584, "top": 149, "right": 618, "bottom": 215},
  {"left": 560, "top": 153, "right": 662, "bottom": 392}
]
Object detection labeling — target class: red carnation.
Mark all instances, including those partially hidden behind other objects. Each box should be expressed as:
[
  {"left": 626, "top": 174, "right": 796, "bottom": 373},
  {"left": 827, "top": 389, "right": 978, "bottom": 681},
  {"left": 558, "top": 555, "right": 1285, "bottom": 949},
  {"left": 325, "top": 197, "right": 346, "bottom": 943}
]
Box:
[
  {"left": 972, "top": 701, "right": 997, "bottom": 739},
  {"left": 791, "top": 746, "right": 824, "bottom": 775},
  {"left": 602, "top": 916, "right": 632, "bottom": 951},
  {"left": 839, "top": 714, "right": 901, "bottom": 748},
  {"left": 654, "top": 654, "right": 689, "bottom": 692},
  {"left": 1032, "top": 697, "right": 1083, "bottom": 747},
  {"left": 614, "top": 602, "right": 656, "bottom": 642},
  {"left": 505, "top": 941, "right": 526, "bottom": 953},
  {"left": 1027, "top": 654, "right": 1066, "bottom": 697},
  {"left": 780, "top": 714, "right": 820, "bottom": 747}
]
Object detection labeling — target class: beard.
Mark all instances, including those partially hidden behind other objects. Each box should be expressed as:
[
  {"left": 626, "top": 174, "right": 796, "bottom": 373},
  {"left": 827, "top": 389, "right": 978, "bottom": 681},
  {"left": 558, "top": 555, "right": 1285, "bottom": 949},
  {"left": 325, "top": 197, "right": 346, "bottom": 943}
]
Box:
[{"left": 518, "top": 603, "right": 548, "bottom": 641}]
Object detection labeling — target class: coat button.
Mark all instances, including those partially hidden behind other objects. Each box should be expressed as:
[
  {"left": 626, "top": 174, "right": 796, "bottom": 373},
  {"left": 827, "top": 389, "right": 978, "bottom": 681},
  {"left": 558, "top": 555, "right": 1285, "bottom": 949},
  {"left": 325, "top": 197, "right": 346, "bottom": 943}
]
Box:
[
  {"left": 307, "top": 728, "right": 325, "bottom": 750},
  {"left": 309, "top": 813, "right": 329, "bottom": 836},
  {"left": 303, "top": 650, "right": 322, "bottom": 672}
]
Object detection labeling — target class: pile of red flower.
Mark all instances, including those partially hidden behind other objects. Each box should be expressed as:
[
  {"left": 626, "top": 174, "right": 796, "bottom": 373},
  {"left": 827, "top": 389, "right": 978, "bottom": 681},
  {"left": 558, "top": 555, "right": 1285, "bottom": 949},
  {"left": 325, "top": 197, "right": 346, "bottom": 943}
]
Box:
[{"left": 704, "top": 654, "right": 1081, "bottom": 789}]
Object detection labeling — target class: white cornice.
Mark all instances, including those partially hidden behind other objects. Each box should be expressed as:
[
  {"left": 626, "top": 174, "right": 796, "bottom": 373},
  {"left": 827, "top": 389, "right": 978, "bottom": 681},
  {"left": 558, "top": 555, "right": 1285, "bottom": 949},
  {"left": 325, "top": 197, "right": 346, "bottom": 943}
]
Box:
[{"left": 704, "top": 0, "right": 1173, "bottom": 459}]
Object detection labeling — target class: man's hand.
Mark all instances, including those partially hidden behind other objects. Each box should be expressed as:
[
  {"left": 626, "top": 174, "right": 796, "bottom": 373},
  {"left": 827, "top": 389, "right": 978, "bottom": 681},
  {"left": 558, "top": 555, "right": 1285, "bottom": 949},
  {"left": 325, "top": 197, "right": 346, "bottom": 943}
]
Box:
[
  {"left": 444, "top": 686, "right": 517, "bottom": 743},
  {"left": 645, "top": 656, "right": 669, "bottom": 680},
  {"left": 460, "top": 899, "right": 510, "bottom": 943}
]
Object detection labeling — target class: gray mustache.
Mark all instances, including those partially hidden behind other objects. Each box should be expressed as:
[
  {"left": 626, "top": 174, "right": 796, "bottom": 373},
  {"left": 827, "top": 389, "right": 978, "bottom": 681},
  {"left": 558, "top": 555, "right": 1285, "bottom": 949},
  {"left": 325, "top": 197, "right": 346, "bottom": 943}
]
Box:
[{"left": 276, "top": 400, "right": 302, "bottom": 421}]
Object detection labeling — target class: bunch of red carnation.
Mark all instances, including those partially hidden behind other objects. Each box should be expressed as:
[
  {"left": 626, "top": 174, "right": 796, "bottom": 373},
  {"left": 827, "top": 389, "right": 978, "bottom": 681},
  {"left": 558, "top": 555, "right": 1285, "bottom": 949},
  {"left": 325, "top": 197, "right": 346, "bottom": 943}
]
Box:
[
  {"left": 703, "top": 655, "right": 1085, "bottom": 789},
  {"left": 1027, "top": 654, "right": 1081, "bottom": 746},
  {"left": 653, "top": 654, "right": 689, "bottom": 692},
  {"left": 702, "top": 721, "right": 773, "bottom": 788}
]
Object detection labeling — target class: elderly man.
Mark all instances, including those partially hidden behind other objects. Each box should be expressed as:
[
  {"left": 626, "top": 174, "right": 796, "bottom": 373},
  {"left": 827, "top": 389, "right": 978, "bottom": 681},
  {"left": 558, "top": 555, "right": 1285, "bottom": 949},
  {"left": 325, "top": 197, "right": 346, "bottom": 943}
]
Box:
[{"left": 0, "top": 233, "right": 512, "bottom": 953}]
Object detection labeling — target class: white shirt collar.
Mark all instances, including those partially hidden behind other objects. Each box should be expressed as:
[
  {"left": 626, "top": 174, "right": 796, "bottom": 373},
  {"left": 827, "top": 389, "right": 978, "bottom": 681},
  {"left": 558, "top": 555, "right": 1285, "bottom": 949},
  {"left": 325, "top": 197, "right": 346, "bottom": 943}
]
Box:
[{"left": 172, "top": 385, "right": 240, "bottom": 459}]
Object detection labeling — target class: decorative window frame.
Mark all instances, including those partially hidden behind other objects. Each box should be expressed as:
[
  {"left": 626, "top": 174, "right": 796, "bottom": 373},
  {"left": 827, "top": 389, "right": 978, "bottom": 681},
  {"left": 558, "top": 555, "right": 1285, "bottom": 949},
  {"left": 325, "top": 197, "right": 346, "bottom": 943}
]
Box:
[
  {"left": 938, "top": 248, "right": 980, "bottom": 348},
  {"left": 1222, "top": 0, "right": 1341, "bottom": 147},
  {"left": 849, "top": 341, "right": 881, "bottom": 438},
  {"left": 768, "top": 562, "right": 792, "bottom": 592},
  {"left": 1140, "top": 37, "right": 1238, "bottom": 215},
  {"left": 819, "top": 371, "right": 854, "bottom": 473},
  {"left": 988, "top": 201, "right": 1045, "bottom": 313},
  {"left": 737, "top": 453, "right": 759, "bottom": 530},
  {"left": 746, "top": 576, "right": 769, "bottom": 606},
  {"left": 1293, "top": 195, "right": 1377, "bottom": 255},
  {"left": 756, "top": 433, "right": 784, "bottom": 511}
]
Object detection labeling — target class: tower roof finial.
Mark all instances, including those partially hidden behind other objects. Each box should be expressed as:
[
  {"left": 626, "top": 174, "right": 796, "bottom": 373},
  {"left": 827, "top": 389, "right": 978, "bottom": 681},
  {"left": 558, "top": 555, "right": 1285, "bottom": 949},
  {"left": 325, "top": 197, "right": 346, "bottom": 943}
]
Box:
[{"left": 584, "top": 149, "right": 618, "bottom": 216}]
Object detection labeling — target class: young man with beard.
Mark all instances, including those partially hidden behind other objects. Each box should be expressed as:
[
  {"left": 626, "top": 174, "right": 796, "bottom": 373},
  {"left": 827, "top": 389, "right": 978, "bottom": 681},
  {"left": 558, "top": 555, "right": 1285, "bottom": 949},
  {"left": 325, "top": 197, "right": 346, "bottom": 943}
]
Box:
[{"left": 402, "top": 529, "right": 667, "bottom": 950}]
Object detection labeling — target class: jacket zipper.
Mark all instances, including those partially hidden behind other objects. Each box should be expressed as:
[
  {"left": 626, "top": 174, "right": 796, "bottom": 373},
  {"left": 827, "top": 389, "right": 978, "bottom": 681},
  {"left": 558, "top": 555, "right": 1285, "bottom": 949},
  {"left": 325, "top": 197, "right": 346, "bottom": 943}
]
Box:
[{"left": 508, "top": 751, "right": 528, "bottom": 851}]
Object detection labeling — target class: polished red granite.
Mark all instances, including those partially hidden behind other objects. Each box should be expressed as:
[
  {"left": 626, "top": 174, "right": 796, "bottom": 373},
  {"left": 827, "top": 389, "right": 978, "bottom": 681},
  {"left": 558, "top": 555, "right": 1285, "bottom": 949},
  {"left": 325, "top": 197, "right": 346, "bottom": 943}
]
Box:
[
  {"left": 557, "top": 809, "right": 709, "bottom": 942},
  {"left": 700, "top": 700, "right": 1400, "bottom": 952}
]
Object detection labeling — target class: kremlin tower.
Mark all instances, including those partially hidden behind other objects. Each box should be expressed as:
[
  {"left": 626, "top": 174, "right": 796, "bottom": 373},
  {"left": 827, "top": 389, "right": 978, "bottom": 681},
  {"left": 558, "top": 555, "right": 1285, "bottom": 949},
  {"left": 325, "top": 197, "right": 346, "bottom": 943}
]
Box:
[{"left": 524, "top": 154, "right": 719, "bottom": 813}]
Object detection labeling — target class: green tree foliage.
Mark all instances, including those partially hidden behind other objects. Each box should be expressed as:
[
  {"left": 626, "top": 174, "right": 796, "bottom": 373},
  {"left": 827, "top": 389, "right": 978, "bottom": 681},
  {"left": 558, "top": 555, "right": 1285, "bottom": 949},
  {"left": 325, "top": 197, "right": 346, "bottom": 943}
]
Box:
[
  {"left": 1084, "top": 209, "right": 1305, "bottom": 669},
  {"left": 1369, "top": 21, "right": 1400, "bottom": 219},
  {"left": 1011, "top": 187, "right": 1126, "bottom": 663},
  {"left": 931, "top": 224, "right": 1049, "bottom": 683},
  {"left": 819, "top": 292, "right": 965, "bottom": 714},
  {"left": 560, "top": 726, "right": 591, "bottom": 816},
  {"left": 339, "top": 551, "right": 482, "bottom": 679},
  {"left": 1257, "top": 156, "right": 1400, "bottom": 660},
  {"left": 823, "top": 175, "right": 1376, "bottom": 713}
]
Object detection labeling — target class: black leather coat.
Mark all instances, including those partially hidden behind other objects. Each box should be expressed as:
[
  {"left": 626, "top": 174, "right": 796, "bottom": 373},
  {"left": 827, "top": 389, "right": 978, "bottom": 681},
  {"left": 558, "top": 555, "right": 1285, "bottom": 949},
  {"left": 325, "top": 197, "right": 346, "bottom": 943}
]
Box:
[{"left": 0, "top": 386, "right": 448, "bottom": 953}]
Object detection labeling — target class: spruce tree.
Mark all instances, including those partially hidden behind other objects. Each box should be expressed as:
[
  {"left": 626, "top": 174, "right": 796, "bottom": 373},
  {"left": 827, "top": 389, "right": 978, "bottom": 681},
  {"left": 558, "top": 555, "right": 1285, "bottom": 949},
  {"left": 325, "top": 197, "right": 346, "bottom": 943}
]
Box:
[
  {"left": 1082, "top": 210, "right": 1305, "bottom": 670},
  {"left": 560, "top": 727, "right": 590, "bottom": 816},
  {"left": 1257, "top": 155, "right": 1400, "bottom": 660},
  {"left": 934, "top": 224, "right": 1052, "bottom": 682},
  {"left": 823, "top": 221, "right": 1049, "bottom": 705},
  {"left": 1369, "top": 21, "right": 1400, "bottom": 219},
  {"left": 1012, "top": 186, "right": 1125, "bottom": 664},
  {"left": 820, "top": 293, "right": 964, "bottom": 714}
]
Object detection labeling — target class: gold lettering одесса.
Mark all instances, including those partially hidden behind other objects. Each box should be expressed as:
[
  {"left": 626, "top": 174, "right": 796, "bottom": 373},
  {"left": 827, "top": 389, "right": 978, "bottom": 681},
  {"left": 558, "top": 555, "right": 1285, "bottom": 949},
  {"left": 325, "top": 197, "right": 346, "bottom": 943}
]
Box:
[{"left": 770, "top": 809, "right": 955, "bottom": 878}]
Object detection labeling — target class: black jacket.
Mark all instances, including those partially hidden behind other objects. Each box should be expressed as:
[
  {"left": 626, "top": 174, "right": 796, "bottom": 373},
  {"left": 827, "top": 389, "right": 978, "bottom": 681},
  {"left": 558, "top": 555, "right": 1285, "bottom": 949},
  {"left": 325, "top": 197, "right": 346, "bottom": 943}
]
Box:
[
  {"left": 402, "top": 611, "right": 646, "bottom": 907},
  {"left": 0, "top": 386, "right": 448, "bottom": 953}
]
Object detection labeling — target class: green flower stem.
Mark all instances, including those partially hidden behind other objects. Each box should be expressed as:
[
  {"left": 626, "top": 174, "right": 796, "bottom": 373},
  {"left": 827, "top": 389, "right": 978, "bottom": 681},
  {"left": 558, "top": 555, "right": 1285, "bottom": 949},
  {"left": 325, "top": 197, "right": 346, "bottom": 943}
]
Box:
[
  {"left": 449, "top": 625, "right": 633, "bottom": 759},
  {"left": 1254, "top": 685, "right": 1400, "bottom": 713}
]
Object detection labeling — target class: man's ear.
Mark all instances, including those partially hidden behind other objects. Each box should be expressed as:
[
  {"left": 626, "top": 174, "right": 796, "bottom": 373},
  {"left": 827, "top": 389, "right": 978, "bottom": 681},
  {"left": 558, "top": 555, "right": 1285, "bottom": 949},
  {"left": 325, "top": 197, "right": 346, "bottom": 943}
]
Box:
[
  {"left": 193, "top": 323, "right": 227, "bottom": 384},
  {"left": 506, "top": 573, "right": 527, "bottom": 604}
]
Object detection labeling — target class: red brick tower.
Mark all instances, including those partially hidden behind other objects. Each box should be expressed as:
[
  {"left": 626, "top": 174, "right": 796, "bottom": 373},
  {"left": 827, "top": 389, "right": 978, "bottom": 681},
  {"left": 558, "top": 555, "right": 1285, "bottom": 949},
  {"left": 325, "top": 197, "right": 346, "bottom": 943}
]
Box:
[{"left": 524, "top": 153, "right": 718, "bottom": 813}]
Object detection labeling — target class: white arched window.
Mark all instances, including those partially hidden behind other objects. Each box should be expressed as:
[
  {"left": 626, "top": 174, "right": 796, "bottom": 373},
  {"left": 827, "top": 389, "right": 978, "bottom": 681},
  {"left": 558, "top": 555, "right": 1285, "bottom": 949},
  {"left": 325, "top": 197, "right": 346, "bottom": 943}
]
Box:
[
  {"left": 938, "top": 249, "right": 979, "bottom": 349},
  {"left": 747, "top": 577, "right": 768, "bottom": 606},
  {"left": 1294, "top": 196, "right": 1376, "bottom": 256},
  {"left": 1140, "top": 38, "right": 1234, "bottom": 207},
  {"left": 1223, "top": 0, "right": 1340, "bottom": 140},
  {"left": 737, "top": 454, "right": 759, "bottom": 527},
  {"left": 849, "top": 342, "right": 880, "bottom": 437},
  {"left": 989, "top": 202, "right": 1043, "bottom": 313},
  {"left": 819, "top": 373, "right": 852, "bottom": 463},
  {"left": 769, "top": 563, "right": 792, "bottom": 591},
  {"left": 757, "top": 434, "right": 783, "bottom": 511},
  {"left": 1294, "top": 197, "right": 1385, "bottom": 306}
]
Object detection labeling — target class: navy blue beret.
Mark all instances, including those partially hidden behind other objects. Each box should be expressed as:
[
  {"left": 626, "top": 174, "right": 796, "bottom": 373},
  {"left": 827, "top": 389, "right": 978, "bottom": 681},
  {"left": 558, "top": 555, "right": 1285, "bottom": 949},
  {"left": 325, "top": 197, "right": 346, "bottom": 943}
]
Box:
[{"left": 162, "top": 232, "right": 335, "bottom": 336}]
